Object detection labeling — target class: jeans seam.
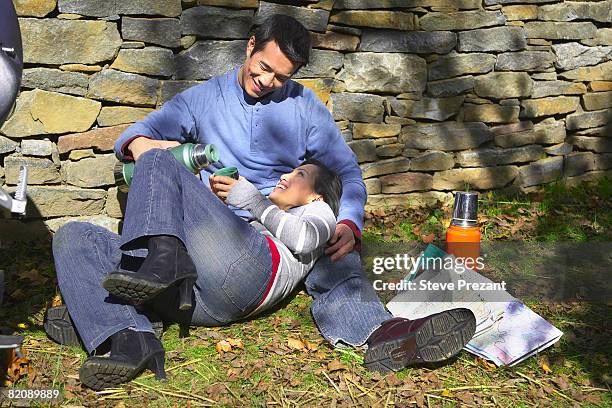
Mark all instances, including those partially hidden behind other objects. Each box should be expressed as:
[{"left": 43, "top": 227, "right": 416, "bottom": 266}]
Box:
[{"left": 144, "top": 150, "right": 158, "bottom": 235}]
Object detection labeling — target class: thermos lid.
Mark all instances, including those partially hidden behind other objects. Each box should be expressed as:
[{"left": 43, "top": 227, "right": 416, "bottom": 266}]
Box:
[{"left": 451, "top": 191, "right": 479, "bottom": 227}]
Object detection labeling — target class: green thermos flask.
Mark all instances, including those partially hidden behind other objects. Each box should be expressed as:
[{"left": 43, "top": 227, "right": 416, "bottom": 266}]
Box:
[{"left": 114, "top": 143, "right": 220, "bottom": 192}]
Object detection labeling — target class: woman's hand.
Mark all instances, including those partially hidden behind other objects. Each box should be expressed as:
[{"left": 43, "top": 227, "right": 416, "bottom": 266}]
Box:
[{"left": 210, "top": 175, "right": 243, "bottom": 201}]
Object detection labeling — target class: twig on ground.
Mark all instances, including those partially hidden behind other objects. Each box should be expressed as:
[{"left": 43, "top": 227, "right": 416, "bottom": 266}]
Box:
[
  {"left": 132, "top": 380, "right": 216, "bottom": 405},
  {"left": 384, "top": 390, "right": 392, "bottom": 408},
  {"left": 426, "top": 393, "right": 454, "bottom": 402},
  {"left": 322, "top": 370, "right": 340, "bottom": 394},
  {"left": 288, "top": 385, "right": 314, "bottom": 405},
  {"left": 26, "top": 348, "right": 75, "bottom": 357},
  {"left": 430, "top": 385, "right": 515, "bottom": 392},
  {"left": 344, "top": 376, "right": 357, "bottom": 405},
  {"left": 138, "top": 358, "right": 203, "bottom": 380},
  {"left": 97, "top": 389, "right": 128, "bottom": 401},
  {"left": 346, "top": 376, "right": 376, "bottom": 400},
  {"left": 95, "top": 388, "right": 125, "bottom": 395},
  {"left": 515, "top": 372, "right": 577, "bottom": 403},
  {"left": 223, "top": 383, "right": 243, "bottom": 404},
  {"left": 582, "top": 386, "right": 609, "bottom": 392}
]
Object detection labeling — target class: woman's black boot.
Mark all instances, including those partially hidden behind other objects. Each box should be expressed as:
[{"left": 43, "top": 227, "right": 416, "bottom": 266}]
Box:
[
  {"left": 103, "top": 235, "right": 198, "bottom": 310},
  {"left": 44, "top": 305, "right": 164, "bottom": 347},
  {"left": 79, "top": 328, "right": 166, "bottom": 391}
]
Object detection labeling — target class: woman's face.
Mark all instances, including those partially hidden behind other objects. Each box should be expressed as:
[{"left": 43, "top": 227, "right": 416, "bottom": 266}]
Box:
[{"left": 269, "top": 164, "right": 321, "bottom": 210}]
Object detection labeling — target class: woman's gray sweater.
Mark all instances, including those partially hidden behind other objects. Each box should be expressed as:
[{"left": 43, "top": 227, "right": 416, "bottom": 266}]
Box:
[{"left": 226, "top": 178, "right": 337, "bottom": 314}]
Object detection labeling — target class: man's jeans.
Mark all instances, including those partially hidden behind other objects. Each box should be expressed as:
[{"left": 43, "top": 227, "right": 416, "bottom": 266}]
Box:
[{"left": 53, "top": 149, "right": 390, "bottom": 353}]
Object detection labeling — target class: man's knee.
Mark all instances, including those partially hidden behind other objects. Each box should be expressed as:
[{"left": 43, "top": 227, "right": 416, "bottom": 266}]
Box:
[
  {"left": 53, "top": 222, "right": 92, "bottom": 252},
  {"left": 138, "top": 148, "right": 175, "bottom": 167}
]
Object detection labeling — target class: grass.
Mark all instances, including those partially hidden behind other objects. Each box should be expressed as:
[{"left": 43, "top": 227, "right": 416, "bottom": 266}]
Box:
[{"left": 0, "top": 177, "right": 610, "bottom": 406}]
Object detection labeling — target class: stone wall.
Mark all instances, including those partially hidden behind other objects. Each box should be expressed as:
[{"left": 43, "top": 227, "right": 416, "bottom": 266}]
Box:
[{"left": 1, "top": 0, "right": 611, "bottom": 238}]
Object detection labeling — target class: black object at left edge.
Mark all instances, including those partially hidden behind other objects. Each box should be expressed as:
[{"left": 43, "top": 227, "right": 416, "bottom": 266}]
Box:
[{"left": 0, "top": 0, "right": 23, "bottom": 127}]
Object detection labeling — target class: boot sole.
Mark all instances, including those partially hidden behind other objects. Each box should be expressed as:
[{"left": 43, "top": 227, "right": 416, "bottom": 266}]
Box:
[
  {"left": 44, "top": 305, "right": 80, "bottom": 347},
  {"left": 79, "top": 351, "right": 165, "bottom": 391},
  {"left": 103, "top": 274, "right": 179, "bottom": 304},
  {"left": 44, "top": 305, "right": 164, "bottom": 346},
  {"left": 364, "top": 308, "right": 476, "bottom": 372}
]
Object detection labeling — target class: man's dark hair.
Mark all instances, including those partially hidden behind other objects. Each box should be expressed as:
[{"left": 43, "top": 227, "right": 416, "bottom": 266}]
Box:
[
  {"left": 251, "top": 14, "right": 311, "bottom": 72},
  {"left": 300, "top": 158, "right": 342, "bottom": 217}
]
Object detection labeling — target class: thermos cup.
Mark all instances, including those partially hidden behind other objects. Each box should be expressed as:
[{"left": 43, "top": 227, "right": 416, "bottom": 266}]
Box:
[
  {"left": 446, "top": 191, "right": 481, "bottom": 265},
  {"left": 114, "top": 143, "right": 219, "bottom": 192},
  {"left": 213, "top": 167, "right": 239, "bottom": 179}
]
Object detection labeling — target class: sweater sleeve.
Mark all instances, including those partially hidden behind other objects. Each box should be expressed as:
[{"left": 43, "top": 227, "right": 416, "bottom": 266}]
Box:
[
  {"left": 226, "top": 179, "right": 337, "bottom": 254},
  {"left": 113, "top": 82, "right": 212, "bottom": 161}
]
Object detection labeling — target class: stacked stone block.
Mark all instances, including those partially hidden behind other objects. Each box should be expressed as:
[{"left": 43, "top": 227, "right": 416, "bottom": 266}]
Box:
[{"left": 1, "top": 0, "right": 611, "bottom": 238}]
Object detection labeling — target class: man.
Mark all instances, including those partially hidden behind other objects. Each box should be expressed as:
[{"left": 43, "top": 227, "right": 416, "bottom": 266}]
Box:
[
  {"left": 49, "top": 14, "right": 475, "bottom": 388},
  {"left": 118, "top": 13, "right": 475, "bottom": 368}
]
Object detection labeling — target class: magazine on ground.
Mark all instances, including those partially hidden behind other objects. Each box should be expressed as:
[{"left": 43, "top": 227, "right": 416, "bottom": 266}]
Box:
[{"left": 386, "top": 245, "right": 563, "bottom": 366}]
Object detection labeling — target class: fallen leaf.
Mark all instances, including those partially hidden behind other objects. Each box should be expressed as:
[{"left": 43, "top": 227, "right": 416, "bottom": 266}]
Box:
[
  {"left": 227, "top": 338, "right": 244, "bottom": 349},
  {"left": 456, "top": 391, "right": 475, "bottom": 404},
  {"left": 414, "top": 392, "right": 426, "bottom": 408},
  {"left": 303, "top": 339, "right": 318, "bottom": 351},
  {"left": 7, "top": 352, "right": 30, "bottom": 385},
  {"left": 385, "top": 373, "right": 402, "bottom": 387},
  {"left": 327, "top": 359, "right": 347, "bottom": 372},
  {"left": 421, "top": 233, "right": 435, "bottom": 244},
  {"left": 51, "top": 294, "right": 63, "bottom": 307},
  {"left": 226, "top": 367, "right": 240, "bottom": 382},
  {"left": 539, "top": 356, "right": 552, "bottom": 374},
  {"left": 551, "top": 375, "right": 570, "bottom": 390},
  {"left": 287, "top": 337, "right": 305, "bottom": 351},
  {"left": 216, "top": 340, "right": 232, "bottom": 354},
  {"left": 584, "top": 394, "right": 602, "bottom": 404},
  {"left": 476, "top": 357, "right": 496, "bottom": 371}
]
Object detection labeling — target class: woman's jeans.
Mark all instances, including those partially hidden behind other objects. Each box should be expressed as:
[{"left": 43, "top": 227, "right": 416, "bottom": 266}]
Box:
[{"left": 53, "top": 149, "right": 391, "bottom": 353}]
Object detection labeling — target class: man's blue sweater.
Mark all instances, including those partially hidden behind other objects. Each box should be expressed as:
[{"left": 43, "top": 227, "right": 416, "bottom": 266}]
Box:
[{"left": 114, "top": 67, "right": 367, "bottom": 232}]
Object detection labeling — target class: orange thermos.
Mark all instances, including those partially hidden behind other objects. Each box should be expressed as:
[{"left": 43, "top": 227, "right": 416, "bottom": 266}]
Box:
[{"left": 446, "top": 191, "right": 481, "bottom": 263}]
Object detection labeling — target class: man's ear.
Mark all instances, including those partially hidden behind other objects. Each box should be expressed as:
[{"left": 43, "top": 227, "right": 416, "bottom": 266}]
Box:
[{"left": 246, "top": 36, "right": 255, "bottom": 57}]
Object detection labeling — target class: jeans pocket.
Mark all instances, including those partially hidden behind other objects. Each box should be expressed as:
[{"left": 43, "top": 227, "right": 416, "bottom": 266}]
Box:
[{"left": 222, "top": 251, "right": 271, "bottom": 313}]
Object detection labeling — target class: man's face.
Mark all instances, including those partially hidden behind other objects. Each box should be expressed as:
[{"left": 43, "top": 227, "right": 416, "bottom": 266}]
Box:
[{"left": 238, "top": 37, "right": 298, "bottom": 99}]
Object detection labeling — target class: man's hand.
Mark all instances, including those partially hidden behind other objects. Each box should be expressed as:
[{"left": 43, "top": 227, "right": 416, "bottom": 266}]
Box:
[
  {"left": 128, "top": 137, "right": 180, "bottom": 161},
  {"left": 325, "top": 223, "right": 356, "bottom": 262},
  {"left": 210, "top": 175, "right": 242, "bottom": 201}
]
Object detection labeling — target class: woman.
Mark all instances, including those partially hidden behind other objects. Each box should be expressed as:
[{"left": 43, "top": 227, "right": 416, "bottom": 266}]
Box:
[{"left": 49, "top": 148, "right": 341, "bottom": 390}]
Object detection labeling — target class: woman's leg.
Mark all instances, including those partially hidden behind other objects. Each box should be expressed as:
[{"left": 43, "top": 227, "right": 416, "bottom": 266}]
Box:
[
  {"left": 52, "top": 221, "right": 155, "bottom": 353},
  {"left": 115, "top": 149, "right": 274, "bottom": 324}
]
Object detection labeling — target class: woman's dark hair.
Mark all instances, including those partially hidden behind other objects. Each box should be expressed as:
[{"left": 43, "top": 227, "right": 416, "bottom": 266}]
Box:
[
  {"left": 251, "top": 14, "right": 311, "bottom": 72},
  {"left": 300, "top": 158, "right": 342, "bottom": 217}
]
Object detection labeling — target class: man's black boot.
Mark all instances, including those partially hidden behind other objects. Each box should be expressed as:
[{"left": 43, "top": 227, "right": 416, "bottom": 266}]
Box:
[
  {"left": 79, "top": 328, "right": 166, "bottom": 391},
  {"left": 364, "top": 308, "right": 476, "bottom": 372},
  {"left": 103, "top": 235, "right": 198, "bottom": 310}
]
